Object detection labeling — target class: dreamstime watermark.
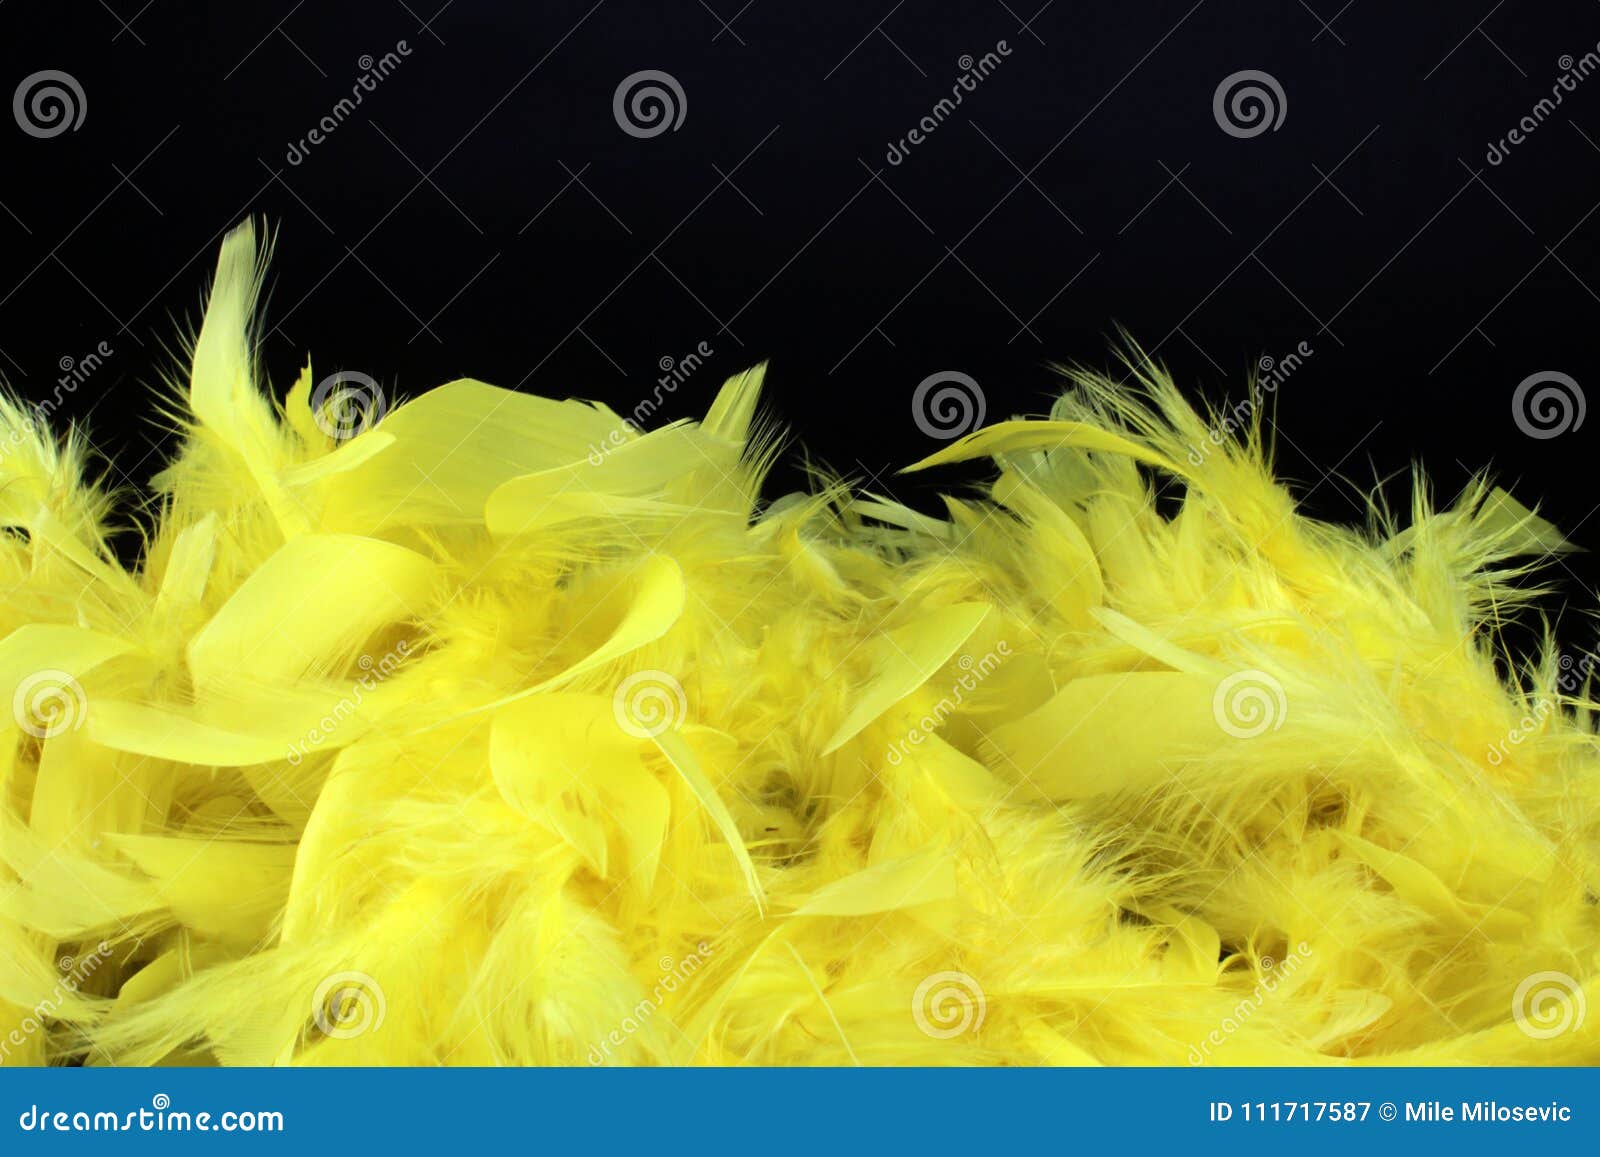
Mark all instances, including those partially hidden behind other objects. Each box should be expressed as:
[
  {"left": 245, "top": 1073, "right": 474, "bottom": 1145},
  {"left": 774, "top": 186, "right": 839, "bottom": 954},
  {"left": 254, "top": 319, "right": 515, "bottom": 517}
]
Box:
[
  {"left": 587, "top": 943, "right": 713, "bottom": 1063},
  {"left": 613, "top": 70, "right": 686, "bottom": 138},
  {"left": 886, "top": 642, "right": 1011, "bottom": 765},
  {"left": 1511, "top": 370, "right": 1584, "bottom": 439},
  {"left": 310, "top": 971, "right": 386, "bottom": 1039},
  {"left": 586, "top": 340, "right": 712, "bottom": 464},
  {"left": 4, "top": 341, "right": 113, "bottom": 462},
  {"left": 1487, "top": 45, "right": 1600, "bottom": 165},
  {"left": 1212, "top": 669, "right": 1287, "bottom": 739},
  {"left": 612, "top": 670, "right": 687, "bottom": 739},
  {"left": 1488, "top": 699, "right": 1554, "bottom": 767},
  {"left": 1512, "top": 970, "right": 1586, "bottom": 1039},
  {"left": 286, "top": 640, "right": 412, "bottom": 765},
  {"left": 1188, "top": 942, "right": 1312, "bottom": 1064},
  {"left": 1212, "top": 70, "right": 1286, "bottom": 138},
  {"left": 0, "top": 941, "right": 112, "bottom": 1065},
  {"left": 285, "top": 42, "right": 413, "bottom": 165},
  {"left": 12, "top": 669, "right": 88, "bottom": 740},
  {"left": 310, "top": 370, "right": 388, "bottom": 440},
  {"left": 912, "top": 970, "right": 986, "bottom": 1039},
  {"left": 1186, "top": 341, "right": 1312, "bottom": 466},
  {"left": 885, "top": 41, "right": 1012, "bottom": 165},
  {"left": 912, "top": 370, "right": 986, "bottom": 440},
  {"left": 1486, "top": 650, "right": 1596, "bottom": 766},
  {"left": 13, "top": 70, "right": 85, "bottom": 138}
]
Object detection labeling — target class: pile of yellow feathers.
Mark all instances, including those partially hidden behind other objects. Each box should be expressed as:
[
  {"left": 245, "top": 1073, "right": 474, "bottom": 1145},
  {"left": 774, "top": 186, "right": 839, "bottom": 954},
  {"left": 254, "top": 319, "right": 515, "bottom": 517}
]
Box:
[{"left": 3, "top": 222, "right": 1596, "bottom": 1066}]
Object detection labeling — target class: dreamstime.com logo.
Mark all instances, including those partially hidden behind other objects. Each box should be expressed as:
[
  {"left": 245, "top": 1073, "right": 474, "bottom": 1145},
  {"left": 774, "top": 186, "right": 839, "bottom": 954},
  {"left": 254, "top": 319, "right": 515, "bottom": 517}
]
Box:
[
  {"left": 912, "top": 370, "right": 986, "bottom": 440},
  {"left": 13, "top": 70, "right": 85, "bottom": 138},
  {"left": 311, "top": 370, "right": 388, "bottom": 440},
  {"left": 613, "top": 70, "right": 686, "bottom": 138},
  {"left": 613, "top": 670, "right": 687, "bottom": 739},
  {"left": 12, "top": 669, "right": 87, "bottom": 740},
  {"left": 912, "top": 970, "right": 986, "bottom": 1039},
  {"left": 1213, "top": 70, "right": 1286, "bottom": 138},
  {"left": 1511, "top": 370, "right": 1585, "bottom": 439},
  {"left": 1512, "top": 971, "right": 1587, "bottom": 1040},
  {"left": 1212, "top": 669, "right": 1287, "bottom": 739},
  {"left": 311, "top": 971, "right": 386, "bottom": 1039},
  {"left": 17, "top": 1095, "right": 283, "bottom": 1134}
]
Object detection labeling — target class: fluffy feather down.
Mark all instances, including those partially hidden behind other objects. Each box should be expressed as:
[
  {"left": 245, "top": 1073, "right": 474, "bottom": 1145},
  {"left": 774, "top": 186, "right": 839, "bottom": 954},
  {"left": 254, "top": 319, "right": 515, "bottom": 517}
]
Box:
[{"left": 1, "top": 221, "right": 1596, "bottom": 1067}]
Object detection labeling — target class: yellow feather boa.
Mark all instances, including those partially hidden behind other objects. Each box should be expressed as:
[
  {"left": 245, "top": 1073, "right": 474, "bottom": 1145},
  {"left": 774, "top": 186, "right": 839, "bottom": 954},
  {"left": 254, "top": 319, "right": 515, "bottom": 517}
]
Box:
[{"left": 3, "top": 222, "right": 1596, "bottom": 1066}]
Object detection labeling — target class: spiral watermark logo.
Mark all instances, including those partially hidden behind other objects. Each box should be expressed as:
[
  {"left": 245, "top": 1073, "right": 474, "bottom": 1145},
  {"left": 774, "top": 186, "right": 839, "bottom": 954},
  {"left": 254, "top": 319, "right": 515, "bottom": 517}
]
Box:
[
  {"left": 912, "top": 371, "right": 986, "bottom": 440},
  {"left": 613, "top": 70, "right": 686, "bottom": 139},
  {"left": 1512, "top": 970, "right": 1586, "bottom": 1039},
  {"left": 12, "top": 669, "right": 87, "bottom": 739},
  {"left": 912, "top": 970, "right": 986, "bottom": 1038},
  {"left": 1511, "top": 371, "right": 1585, "bottom": 439},
  {"left": 1212, "top": 669, "right": 1287, "bottom": 739},
  {"left": 311, "top": 971, "right": 386, "bottom": 1039},
  {"left": 613, "top": 670, "right": 687, "bottom": 739},
  {"left": 1212, "top": 70, "right": 1286, "bottom": 138},
  {"left": 13, "top": 70, "right": 86, "bottom": 138},
  {"left": 310, "top": 370, "right": 387, "bottom": 440}
]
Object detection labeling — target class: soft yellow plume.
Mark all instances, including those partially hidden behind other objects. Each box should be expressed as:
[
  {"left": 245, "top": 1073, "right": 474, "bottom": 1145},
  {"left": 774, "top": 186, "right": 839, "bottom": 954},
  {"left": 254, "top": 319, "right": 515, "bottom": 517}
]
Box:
[{"left": 1, "top": 226, "right": 1596, "bottom": 1067}]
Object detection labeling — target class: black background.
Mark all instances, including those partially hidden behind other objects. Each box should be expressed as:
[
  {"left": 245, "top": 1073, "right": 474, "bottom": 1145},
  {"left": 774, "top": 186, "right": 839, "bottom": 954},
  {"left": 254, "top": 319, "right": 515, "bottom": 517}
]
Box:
[{"left": 2, "top": 1, "right": 1598, "bottom": 636}]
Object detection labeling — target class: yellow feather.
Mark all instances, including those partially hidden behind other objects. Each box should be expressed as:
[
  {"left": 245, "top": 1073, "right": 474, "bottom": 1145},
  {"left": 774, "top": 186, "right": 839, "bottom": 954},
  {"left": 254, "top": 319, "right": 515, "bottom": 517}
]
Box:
[{"left": 3, "top": 229, "right": 1598, "bottom": 1068}]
